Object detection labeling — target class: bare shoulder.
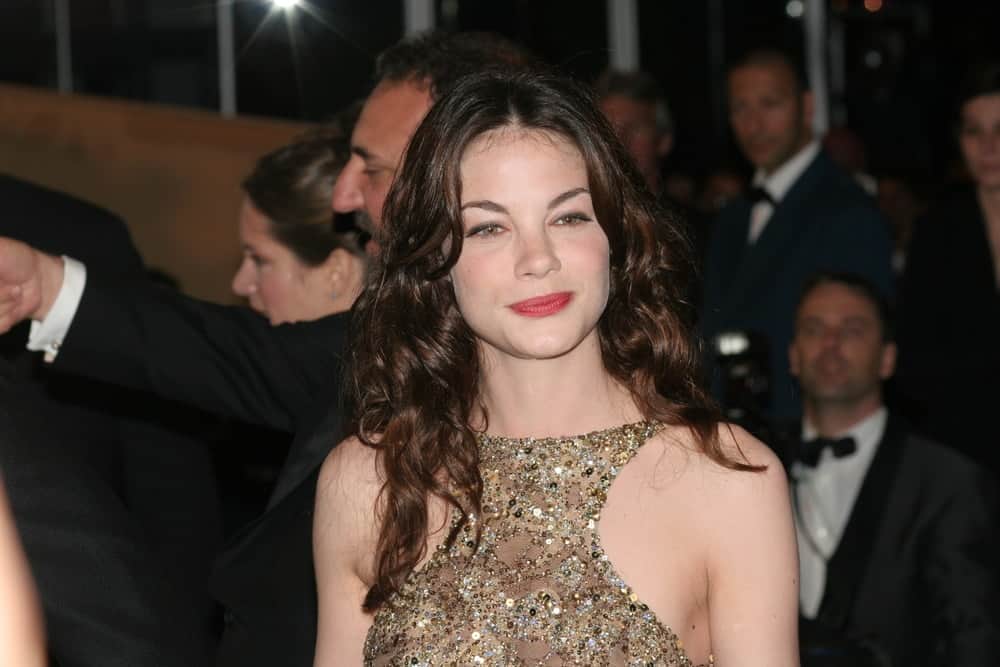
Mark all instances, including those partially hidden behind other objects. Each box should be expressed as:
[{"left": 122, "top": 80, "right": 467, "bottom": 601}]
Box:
[
  {"left": 317, "top": 435, "right": 383, "bottom": 506},
  {"left": 701, "top": 425, "right": 799, "bottom": 664},
  {"left": 704, "top": 423, "right": 789, "bottom": 508},
  {"left": 314, "top": 435, "right": 384, "bottom": 580},
  {"left": 638, "top": 423, "right": 790, "bottom": 520},
  {"left": 687, "top": 424, "right": 795, "bottom": 565},
  {"left": 641, "top": 422, "right": 782, "bottom": 477},
  {"left": 720, "top": 422, "right": 785, "bottom": 471},
  {"left": 631, "top": 424, "right": 798, "bottom": 663},
  {"left": 313, "top": 436, "right": 385, "bottom": 663}
]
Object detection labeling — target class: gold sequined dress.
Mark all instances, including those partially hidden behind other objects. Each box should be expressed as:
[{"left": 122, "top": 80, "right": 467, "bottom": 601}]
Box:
[{"left": 364, "top": 421, "right": 713, "bottom": 666}]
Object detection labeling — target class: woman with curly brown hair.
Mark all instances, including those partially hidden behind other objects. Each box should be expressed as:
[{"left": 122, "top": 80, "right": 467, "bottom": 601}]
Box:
[{"left": 313, "top": 70, "right": 798, "bottom": 666}]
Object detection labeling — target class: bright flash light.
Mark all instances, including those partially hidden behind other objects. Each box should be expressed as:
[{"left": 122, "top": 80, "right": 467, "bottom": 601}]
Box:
[{"left": 272, "top": 0, "right": 299, "bottom": 9}]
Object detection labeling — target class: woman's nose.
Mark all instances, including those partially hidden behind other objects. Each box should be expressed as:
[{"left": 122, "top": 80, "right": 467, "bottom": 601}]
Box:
[
  {"left": 232, "top": 257, "right": 256, "bottom": 297},
  {"left": 514, "top": 231, "right": 561, "bottom": 278}
]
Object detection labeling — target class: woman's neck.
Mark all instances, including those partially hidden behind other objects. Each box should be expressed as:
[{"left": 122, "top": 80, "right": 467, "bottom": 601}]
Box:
[
  {"left": 978, "top": 184, "right": 1000, "bottom": 223},
  {"left": 474, "top": 333, "right": 640, "bottom": 439},
  {"left": 329, "top": 254, "right": 367, "bottom": 315},
  {"left": 977, "top": 185, "right": 1000, "bottom": 287}
]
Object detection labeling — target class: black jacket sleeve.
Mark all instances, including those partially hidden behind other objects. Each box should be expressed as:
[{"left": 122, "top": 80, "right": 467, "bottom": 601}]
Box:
[{"left": 53, "top": 278, "right": 349, "bottom": 433}]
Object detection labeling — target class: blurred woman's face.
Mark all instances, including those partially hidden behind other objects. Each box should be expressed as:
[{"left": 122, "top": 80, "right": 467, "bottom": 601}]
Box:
[
  {"left": 231, "top": 198, "right": 358, "bottom": 325},
  {"left": 959, "top": 93, "right": 1000, "bottom": 191}
]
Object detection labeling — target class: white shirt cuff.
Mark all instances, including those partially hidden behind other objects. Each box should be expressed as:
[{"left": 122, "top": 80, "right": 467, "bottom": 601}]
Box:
[{"left": 27, "top": 256, "right": 86, "bottom": 363}]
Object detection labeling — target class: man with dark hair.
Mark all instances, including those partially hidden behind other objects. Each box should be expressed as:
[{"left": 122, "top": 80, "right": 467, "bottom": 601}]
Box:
[
  {"left": 332, "top": 31, "right": 535, "bottom": 229},
  {"left": 593, "top": 68, "right": 674, "bottom": 195},
  {"left": 374, "top": 31, "right": 534, "bottom": 100},
  {"left": 0, "top": 30, "right": 533, "bottom": 667},
  {"left": 701, "top": 47, "right": 894, "bottom": 425},
  {"left": 786, "top": 272, "right": 999, "bottom": 666}
]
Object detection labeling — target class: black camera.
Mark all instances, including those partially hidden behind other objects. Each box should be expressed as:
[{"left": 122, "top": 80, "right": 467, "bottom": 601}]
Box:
[{"left": 711, "top": 329, "right": 772, "bottom": 439}]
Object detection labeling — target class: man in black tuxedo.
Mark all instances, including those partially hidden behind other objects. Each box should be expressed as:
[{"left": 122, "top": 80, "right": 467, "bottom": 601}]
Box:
[
  {"left": 702, "top": 48, "right": 894, "bottom": 424},
  {"left": 0, "top": 32, "right": 534, "bottom": 667},
  {"left": 785, "top": 272, "right": 1000, "bottom": 666},
  {"left": 0, "top": 174, "right": 220, "bottom": 666}
]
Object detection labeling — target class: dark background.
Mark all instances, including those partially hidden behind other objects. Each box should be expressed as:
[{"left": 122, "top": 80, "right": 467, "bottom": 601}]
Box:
[{"left": 1, "top": 0, "right": 999, "bottom": 183}]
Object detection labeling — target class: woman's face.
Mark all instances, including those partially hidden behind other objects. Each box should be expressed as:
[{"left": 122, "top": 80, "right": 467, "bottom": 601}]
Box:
[
  {"left": 231, "top": 198, "right": 355, "bottom": 325},
  {"left": 959, "top": 93, "right": 1000, "bottom": 191},
  {"left": 451, "top": 128, "right": 611, "bottom": 363}
]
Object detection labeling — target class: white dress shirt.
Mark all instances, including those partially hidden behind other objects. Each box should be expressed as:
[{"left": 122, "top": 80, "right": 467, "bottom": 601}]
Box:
[
  {"left": 792, "top": 406, "right": 887, "bottom": 618},
  {"left": 27, "top": 256, "right": 86, "bottom": 362},
  {"left": 747, "top": 140, "right": 821, "bottom": 244}
]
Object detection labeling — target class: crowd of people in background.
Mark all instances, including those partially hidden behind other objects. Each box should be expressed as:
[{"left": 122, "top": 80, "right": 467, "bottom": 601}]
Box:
[{"left": 0, "top": 27, "right": 996, "bottom": 667}]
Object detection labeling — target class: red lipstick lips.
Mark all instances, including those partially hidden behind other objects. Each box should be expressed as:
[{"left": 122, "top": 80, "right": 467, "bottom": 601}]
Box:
[{"left": 509, "top": 292, "right": 572, "bottom": 317}]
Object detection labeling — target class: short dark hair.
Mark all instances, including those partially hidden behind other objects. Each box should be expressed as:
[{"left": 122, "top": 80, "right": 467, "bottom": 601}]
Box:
[
  {"left": 374, "top": 31, "right": 537, "bottom": 103},
  {"left": 593, "top": 68, "right": 673, "bottom": 134},
  {"left": 728, "top": 47, "right": 808, "bottom": 95},
  {"left": 795, "top": 272, "right": 894, "bottom": 342},
  {"left": 956, "top": 61, "right": 1000, "bottom": 118}
]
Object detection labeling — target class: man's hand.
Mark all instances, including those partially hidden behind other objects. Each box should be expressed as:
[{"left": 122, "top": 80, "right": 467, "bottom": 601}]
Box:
[{"left": 0, "top": 237, "right": 64, "bottom": 333}]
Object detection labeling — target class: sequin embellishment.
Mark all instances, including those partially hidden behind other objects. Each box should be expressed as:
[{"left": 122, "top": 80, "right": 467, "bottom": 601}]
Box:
[{"left": 363, "top": 421, "right": 713, "bottom": 666}]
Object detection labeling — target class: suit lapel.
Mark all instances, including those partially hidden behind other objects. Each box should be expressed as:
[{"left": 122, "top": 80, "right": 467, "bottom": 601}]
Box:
[
  {"left": 720, "top": 153, "right": 831, "bottom": 315},
  {"left": 815, "top": 415, "right": 907, "bottom": 631},
  {"left": 267, "top": 402, "right": 344, "bottom": 509}
]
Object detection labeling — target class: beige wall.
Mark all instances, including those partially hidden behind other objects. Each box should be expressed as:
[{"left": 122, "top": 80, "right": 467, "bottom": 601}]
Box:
[{"left": 0, "top": 83, "right": 310, "bottom": 303}]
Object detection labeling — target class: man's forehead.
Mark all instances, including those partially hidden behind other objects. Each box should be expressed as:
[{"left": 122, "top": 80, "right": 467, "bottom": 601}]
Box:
[
  {"left": 963, "top": 93, "right": 1000, "bottom": 121},
  {"left": 729, "top": 63, "right": 796, "bottom": 95},
  {"left": 351, "top": 80, "right": 433, "bottom": 161},
  {"left": 800, "top": 286, "right": 878, "bottom": 320},
  {"left": 600, "top": 95, "right": 656, "bottom": 121}
]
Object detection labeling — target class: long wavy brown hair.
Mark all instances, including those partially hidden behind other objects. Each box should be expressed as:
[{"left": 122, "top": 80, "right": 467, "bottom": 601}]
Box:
[{"left": 348, "top": 69, "right": 756, "bottom": 611}]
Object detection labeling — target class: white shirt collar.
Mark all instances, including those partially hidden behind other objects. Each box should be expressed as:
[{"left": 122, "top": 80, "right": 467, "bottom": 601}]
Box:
[
  {"left": 752, "top": 140, "right": 820, "bottom": 203},
  {"left": 799, "top": 405, "right": 887, "bottom": 472}
]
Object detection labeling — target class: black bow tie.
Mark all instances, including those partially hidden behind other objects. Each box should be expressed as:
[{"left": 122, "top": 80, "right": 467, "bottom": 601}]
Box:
[
  {"left": 797, "top": 436, "right": 857, "bottom": 467},
  {"left": 746, "top": 186, "right": 775, "bottom": 206}
]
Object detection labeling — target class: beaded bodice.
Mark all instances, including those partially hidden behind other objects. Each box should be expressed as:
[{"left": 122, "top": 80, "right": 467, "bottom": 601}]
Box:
[{"left": 363, "top": 421, "right": 711, "bottom": 666}]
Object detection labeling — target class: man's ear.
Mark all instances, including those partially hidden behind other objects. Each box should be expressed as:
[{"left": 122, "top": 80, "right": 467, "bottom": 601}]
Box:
[
  {"left": 879, "top": 341, "right": 897, "bottom": 380},
  {"left": 321, "top": 248, "right": 353, "bottom": 291},
  {"left": 657, "top": 133, "right": 674, "bottom": 159},
  {"left": 801, "top": 90, "right": 815, "bottom": 132},
  {"left": 788, "top": 341, "right": 801, "bottom": 378}
]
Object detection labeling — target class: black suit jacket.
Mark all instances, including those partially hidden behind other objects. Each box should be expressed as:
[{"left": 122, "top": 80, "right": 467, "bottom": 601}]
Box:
[
  {"left": 51, "top": 272, "right": 349, "bottom": 666},
  {"left": 701, "top": 151, "right": 894, "bottom": 421},
  {"left": 795, "top": 415, "right": 1000, "bottom": 666},
  {"left": 0, "top": 174, "right": 220, "bottom": 666}
]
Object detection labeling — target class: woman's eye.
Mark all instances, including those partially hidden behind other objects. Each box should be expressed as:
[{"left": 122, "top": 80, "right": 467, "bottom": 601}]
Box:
[
  {"left": 554, "top": 212, "right": 592, "bottom": 226},
  {"left": 466, "top": 223, "right": 503, "bottom": 238}
]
